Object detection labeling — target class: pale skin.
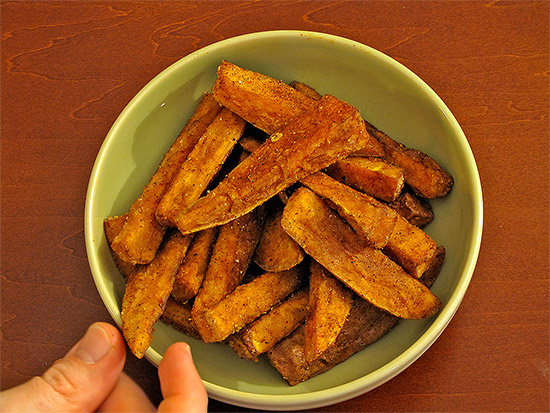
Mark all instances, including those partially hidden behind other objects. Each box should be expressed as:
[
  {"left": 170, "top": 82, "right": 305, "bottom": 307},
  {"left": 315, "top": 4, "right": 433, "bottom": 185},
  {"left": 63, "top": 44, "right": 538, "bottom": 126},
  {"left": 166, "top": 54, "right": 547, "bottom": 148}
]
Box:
[{"left": 0, "top": 322, "right": 208, "bottom": 412}]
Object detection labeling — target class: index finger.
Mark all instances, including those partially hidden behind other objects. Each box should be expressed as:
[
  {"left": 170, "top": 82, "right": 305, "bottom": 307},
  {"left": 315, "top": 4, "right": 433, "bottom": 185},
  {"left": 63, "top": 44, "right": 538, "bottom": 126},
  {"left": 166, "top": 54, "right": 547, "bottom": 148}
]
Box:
[{"left": 158, "top": 343, "right": 208, "bottom": 413}]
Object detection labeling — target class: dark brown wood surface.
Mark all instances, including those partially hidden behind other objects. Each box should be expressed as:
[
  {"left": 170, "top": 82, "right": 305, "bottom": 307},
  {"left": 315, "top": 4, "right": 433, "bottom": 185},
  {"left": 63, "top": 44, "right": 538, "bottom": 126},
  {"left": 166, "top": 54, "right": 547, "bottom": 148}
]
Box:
[{"left": 1, "top": 1, "right": 548, "bottom": 411}]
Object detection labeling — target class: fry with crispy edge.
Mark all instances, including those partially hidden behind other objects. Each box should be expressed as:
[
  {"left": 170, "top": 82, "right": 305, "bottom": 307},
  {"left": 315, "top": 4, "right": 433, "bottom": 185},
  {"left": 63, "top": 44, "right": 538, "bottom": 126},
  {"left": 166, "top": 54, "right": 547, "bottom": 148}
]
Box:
[
  {"left": 253, "top": 201, "right": 304, "bottom": 272},
  {"left": 171, "top": 227, "right": 219, "bottom": 303},
  {"left": 383, "top": 214, "right": 438, "bottom": 278},
  {"left": 175, "top": 94, "right": 371, "bottom": 235},
  {"left": 365, "top": 122, "right": 454, "bottom": 199},
  {"left": 156, "top": 108, "right": 247, "bottom": 227},
  {"left": 290, "top": 80, "right": 384, "bottom": 158},
  {"left": 111, "top": 94, "right": 222, "bottom": 264},
  {"left": 326, "top": 156, "right": 405, "bottom": 202},
  {"left": 281, "top": 187, "right": 441, "bottom": 319},
  {"left": 229, "top": 289, "right": 308, "bottom": 361},
  {"left": 191, "top": 205, "right": 265, "bottom": 332},
  {"left": 104, "top": 214, "right": 137, "bottom": 279},
  {"left": 160, "top": 297, "right": 201, "bottom": 339},
  {"left": 301, "top": 172, "right": 398, "bottom": 249},
  {"left": 267, "top": 245, "right": 446, "bottom": 385},
  {"left": 213, "top": 60, "right": 316, "bottom": 135},
  {"left": 121, "top": 230, "right": 193, "bottom": 358},
  {"left": 198, "top": 268, "right": 302, "bottom": 343},
  {"left": 304, "top": 261, "right": 353, "bottom": 363}
]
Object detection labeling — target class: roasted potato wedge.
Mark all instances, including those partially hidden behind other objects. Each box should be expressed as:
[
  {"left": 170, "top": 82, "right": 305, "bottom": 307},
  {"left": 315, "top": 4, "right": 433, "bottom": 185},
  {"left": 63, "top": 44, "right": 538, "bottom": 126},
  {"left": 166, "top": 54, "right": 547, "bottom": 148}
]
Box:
[
  {"left": 383, "top": 214, "right": 438, "bottom": 278},
  {"left": 366, "top": 122, "right": 453, "bottom": 199},
  {"left": 301, "top": 172, "right": 398, "bottom": 249},
  {"left": 156, "top": 108, "right": 247, "bottom": 227},
  {"left": 253, "top": 201, "right": 304, "bottom": 272},
  {"left": 171, "top": 227, "right": 219, "bottom": 303},
  {"left": 198, "top": 268, "right": 302, "bottom": 343},
  {"left": 121, "top": 230, "right": 193, "bottom": 358},
  {"left": 229, "top": 289, "right": 308, "bottom": 361},
  {"left": 304, "top": 262, "right": 353, "bottom": 363},
  {"left": 160, "top": 297, "right": 201, "bottom": 339},
  {"left": 175, "top": 94, "right": 371, "bottom": 235},
  {"left": 281, "top": 187, "right": 441, "bottom": 319},
  {"left": 110, "top": 93, "right": 221, "bottom": 264},
  {"left": 212, "top": 60, "right": 316, "bottom": 135},
  {"left": 104, "top": 214, "right": 137, "bottom": 279},
  {"left": 326, "top": 156, "right": 405, "bottom": 202},
  {"left": 267, "top": 244, "right": 446, "bottom": 385},
  {"left": 191, "top": 205, "right": 265, "bottom": 324}
]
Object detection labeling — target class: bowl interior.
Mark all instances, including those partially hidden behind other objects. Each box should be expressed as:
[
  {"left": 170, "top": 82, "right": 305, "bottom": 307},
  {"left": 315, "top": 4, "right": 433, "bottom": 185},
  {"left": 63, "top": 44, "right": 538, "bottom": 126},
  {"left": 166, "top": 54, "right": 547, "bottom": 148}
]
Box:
[{"left": 85, "top": 31, "right": 482, "bottom": 410}]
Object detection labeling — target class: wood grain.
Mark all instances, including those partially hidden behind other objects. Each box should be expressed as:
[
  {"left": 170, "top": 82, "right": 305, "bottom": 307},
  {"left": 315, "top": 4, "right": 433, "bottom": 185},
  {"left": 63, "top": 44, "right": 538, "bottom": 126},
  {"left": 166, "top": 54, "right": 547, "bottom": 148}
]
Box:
[{"left": 1, "top": 1, "right": 548, "bottom": 411}]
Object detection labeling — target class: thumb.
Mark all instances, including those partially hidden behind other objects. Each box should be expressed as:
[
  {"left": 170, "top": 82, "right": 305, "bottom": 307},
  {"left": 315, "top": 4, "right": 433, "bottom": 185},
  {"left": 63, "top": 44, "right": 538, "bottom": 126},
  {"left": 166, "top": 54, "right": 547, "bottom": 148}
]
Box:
[{"left": 1, "top": 322, "right": 126, "bottom": 412}]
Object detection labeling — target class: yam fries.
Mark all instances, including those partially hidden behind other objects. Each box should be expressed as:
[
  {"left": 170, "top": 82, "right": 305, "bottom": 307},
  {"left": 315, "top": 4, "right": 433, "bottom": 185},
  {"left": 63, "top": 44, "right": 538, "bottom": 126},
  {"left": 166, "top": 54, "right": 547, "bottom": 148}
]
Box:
[
  {"left": 110, "top": 94, "right": 221, "bottom": 264},
  {"left": 304, "top": 262, "right": 353, "bottom": 363},
  {"left": 106, "top": 61, "right": 453, "bottom": 384},
  {"left": 121, "top": 230, "right": 193, "bottom": 358},
  {"left": 281, "top": 187, "right": 441, "bottom": 319},
  {"left": 175, "top": 94, "right": 371, "bottom": 235},
  {"left": 156, "top": 108, "right": 247, "bottom": 226}
]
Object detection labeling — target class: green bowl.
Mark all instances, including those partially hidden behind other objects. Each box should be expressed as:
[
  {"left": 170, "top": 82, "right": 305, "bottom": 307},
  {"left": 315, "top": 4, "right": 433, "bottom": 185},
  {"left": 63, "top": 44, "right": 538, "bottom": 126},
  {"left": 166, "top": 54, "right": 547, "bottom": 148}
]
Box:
[{"left": 85, "top": 31, "right": 482, "bottom": 410}]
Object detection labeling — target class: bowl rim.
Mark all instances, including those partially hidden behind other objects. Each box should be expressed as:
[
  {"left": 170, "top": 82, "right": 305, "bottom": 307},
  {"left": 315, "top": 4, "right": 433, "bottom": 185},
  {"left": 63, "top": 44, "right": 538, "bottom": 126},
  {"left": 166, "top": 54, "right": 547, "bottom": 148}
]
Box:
[{"left": 85, "top": 30, "right": 483, "bottom": 411}]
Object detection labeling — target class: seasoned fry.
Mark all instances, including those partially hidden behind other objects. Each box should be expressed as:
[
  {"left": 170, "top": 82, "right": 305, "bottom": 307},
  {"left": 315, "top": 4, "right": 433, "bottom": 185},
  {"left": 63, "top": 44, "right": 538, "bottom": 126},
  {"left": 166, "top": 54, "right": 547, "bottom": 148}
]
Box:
[
  {"left": 175, "top": 95, "right": 371, "bottom": 235},
  {"left": 198, "top": 268, "right": 302, "bottom": 343},
  {"left": 156, "top": 108, "right": 247, "bottom": 227},
  {"left": 326, "top": 156, "right": 405, "bottom": 202},
  {"left": 267, "top": 244, "right": 446, "bottom": 385},
  {"left": 304, "top": 262, "right": 353, "bottom": 363},
  {"left": 121, "top": 230, "right": 193, "bottom": 358},
  {"left": 191, "top": 205, "right": 265, "bottom": 322},
  {"left": 268, "top": 297, "right": 398, "bottom": 386},
  {"left": 383, "top": 214, "right": 438, "bottom": 278},
  {"left": 290, "top": 80, "right": 384, "bottom": 158},
  {"left": 281, "top": 187, "right": 441, "bottom": 319},
  {"left": 212, "top": 61, "right": 316, "bottom": 135},
  {"left": 160, "top": 297, "right": 201, "bottom": 339},
  {"left": 290, "top": 80, "right": 322, "bottom": 100},
  {"left": 229, "top": 289, "right": 309, "bottom": 361},
  {"left": 389, "top": 190, "right": 434, "bottom": 228},
  {"left": 110, "top": 94, "right": 221, "bottom": 264},
  {"left": 301, "top": 172, "right": 398, "bottom": 249},
  {"left": 365, "top": 122, "right": 453, "bottom": 198},
  {"left": 253, "top": 202, "right": 304, "bottom": 272},
  {"left": 171, "top": 227, "right": 219, "bottom": 303},
  {"left": 104, "top": 214, "right": 137, "bottom": 279}
]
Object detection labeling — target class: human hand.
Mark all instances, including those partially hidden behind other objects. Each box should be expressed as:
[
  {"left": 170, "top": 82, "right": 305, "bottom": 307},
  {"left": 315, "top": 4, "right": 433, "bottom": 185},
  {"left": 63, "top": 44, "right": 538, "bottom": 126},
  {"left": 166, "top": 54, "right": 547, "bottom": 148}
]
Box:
[{"left": 0, "top": 322, "right": 208, "bottom": 412}]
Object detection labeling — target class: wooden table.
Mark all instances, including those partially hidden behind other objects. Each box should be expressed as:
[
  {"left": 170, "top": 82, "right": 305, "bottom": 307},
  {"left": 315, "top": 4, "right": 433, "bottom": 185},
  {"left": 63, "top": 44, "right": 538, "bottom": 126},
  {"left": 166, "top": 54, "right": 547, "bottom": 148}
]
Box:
[{"left": 2, "top": 1, "right": 548, "bottom": 411}]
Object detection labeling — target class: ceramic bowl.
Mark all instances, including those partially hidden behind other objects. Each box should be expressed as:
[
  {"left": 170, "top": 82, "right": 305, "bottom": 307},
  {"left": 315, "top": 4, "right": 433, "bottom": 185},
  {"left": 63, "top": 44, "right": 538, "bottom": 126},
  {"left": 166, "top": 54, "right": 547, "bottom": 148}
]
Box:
[{"left": 85, "top": 30, "right": 482, "bottom": 410}]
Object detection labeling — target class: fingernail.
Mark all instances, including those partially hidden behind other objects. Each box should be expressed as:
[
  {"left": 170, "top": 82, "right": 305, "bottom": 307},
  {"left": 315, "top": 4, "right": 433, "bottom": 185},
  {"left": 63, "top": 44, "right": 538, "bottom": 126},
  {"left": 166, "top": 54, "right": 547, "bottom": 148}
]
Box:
[{"left": 73, "top": 324, "right": 113, "bottom": 364}]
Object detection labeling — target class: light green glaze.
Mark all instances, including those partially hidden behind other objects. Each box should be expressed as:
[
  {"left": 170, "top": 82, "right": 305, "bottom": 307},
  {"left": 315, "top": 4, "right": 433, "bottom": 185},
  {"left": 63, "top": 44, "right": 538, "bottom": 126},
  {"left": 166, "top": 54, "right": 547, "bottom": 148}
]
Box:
[{"left": 84, "top": 31, "right": 482, "bottom": 411}]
